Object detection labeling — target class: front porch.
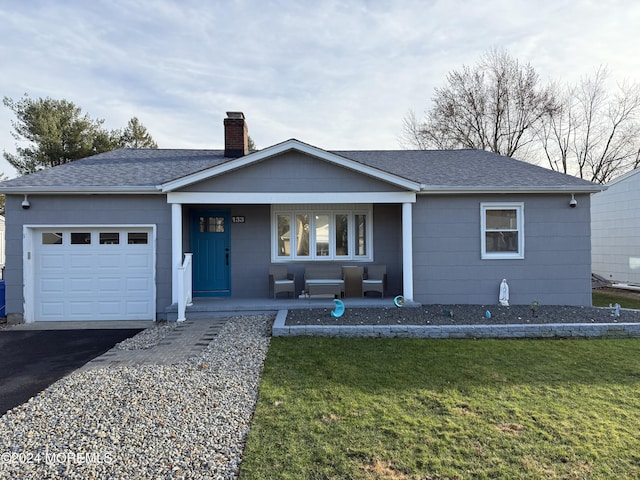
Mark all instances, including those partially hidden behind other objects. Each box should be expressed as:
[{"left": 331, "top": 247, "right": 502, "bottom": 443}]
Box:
[{"left": 166, "top": 296, "right": 413, "bottom": 321}]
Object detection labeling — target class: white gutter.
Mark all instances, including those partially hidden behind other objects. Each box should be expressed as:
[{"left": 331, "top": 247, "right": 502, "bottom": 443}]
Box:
[
  {"left": 418, "top": 185, "right": 606, "bottom": 194},
  {"left": 0, "top": 186, "right": 161, "bottom": 194}
]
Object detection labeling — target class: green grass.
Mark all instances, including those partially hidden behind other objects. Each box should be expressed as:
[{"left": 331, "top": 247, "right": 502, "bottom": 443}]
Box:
[
  {"left": 241, "top": 338, "right": 640, "bottom": 479},
  {"left": 593, "top": 290, "right": 640, "bottom": 309}
]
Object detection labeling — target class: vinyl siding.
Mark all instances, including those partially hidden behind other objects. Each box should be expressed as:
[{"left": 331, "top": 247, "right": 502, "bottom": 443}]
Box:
[
  {"left": 4, "top": 194, "right": 172, "bottom": 320},
  {"left": 181, "top": 151, "right": 405, "bottom": 193},
  {"left": 412, "top": 194, "right": 592, "bottom": 306}
]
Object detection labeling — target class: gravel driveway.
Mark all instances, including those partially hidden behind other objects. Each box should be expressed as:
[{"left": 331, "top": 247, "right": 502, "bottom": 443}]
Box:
[{"left": 0, "top": 315, "right": 271, "bottom": 479}]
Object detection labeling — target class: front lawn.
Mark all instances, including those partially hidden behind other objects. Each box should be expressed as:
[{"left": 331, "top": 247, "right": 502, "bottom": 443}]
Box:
[
  {"left": 593, "top": 288, "right": 640, "bottom": 309},
  {"left": 241, "top": 337, "right": 640, "bottom": 479}
]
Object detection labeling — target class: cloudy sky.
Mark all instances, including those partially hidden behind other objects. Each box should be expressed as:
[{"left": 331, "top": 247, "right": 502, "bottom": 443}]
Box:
[{"left": 0, "top": 0, "right": 638, "bottom": 178}]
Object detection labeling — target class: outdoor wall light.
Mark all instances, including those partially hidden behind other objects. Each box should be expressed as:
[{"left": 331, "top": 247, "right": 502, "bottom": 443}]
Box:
[
  {"left": 21, "top": 194, "right": 30, "bottom": 210},
  {"left": 569, "top": 193, "right": 577, "bottom": 208}
]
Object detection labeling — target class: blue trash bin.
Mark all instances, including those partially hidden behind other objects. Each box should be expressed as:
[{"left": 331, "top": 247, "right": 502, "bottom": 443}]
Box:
[{"left": 0, "top": 280, "right": 5, "bottom": 317}]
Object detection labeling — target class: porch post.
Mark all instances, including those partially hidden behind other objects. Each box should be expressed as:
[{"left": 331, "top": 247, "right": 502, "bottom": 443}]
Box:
[
  {"left": 402, "top": 202, "right": 414, "bottom": 301},
  {"left": 171, "top": 202, "right": 183, "bottom": 304}
]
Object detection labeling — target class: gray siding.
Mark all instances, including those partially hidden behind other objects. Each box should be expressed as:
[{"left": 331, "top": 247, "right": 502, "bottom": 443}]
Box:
[
  {"left": 412, "top": 194, "right": 592, "bottom": 306},
  {"left": 372, "top": 204, "right": 403, "bottom": 296},
  {"left": 4, "top": 194, "right": 172, "bottom": 320},
  {"left": 5, "top": 195, "right": 405, "bottom": 320},
  {"left": 182, "top": 151, "right": 404, "bottom": 193},
  {"left": 226, "top": 205, "right": 271, "bottom": 297},
  {"left": 3, "top": 190, "right": 593, "bottom": 318}
]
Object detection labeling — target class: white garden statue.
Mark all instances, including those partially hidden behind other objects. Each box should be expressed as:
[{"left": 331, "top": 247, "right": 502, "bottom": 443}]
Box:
[{"left": 499, "top": 279, "right": 509, "bottom": 306}]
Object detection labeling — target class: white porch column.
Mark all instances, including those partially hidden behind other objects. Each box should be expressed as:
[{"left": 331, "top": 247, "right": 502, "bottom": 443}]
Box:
[
  {"left": 402, "top": 202, "right": 414, "bottom": 301},
  {"left": 171, "top": 202, "right": 183, "bottom": 304}
]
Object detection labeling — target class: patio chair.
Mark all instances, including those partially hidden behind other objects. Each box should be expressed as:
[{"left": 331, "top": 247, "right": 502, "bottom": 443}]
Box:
[
  {"left": 363, "top": 264, "right": 386, "bottom": 297},
  {"left": 269, "top": 265, "right": 296, "bottom": 299}
]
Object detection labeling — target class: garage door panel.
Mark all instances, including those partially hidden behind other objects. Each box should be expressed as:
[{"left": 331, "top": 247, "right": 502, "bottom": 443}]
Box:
[
  {"left": 98, "top": 301, "right": 123, "bottom": 315},
  {"left": 96, "top": 253, "right": 126, "bottom": 269},
  {"left": 126, "top": 253, "right": 152, "bottom": 268},
  {"left": 33, "top": 227, "right": 155, "bottom": 321},
  {"left": 69, "top": 253, "right": 96, "bottom": 269},
  {"left": 39, "top": 278, "right": 65, "bottom": 294},
  {"left": 69, "top": 301, "right": 95, "bottom": 316},
  {"left": 126, "top": 301, "right": 152, "bottom": 315},
  {"left": 97, "top": 277, "right": 124, "bottom": 293},
  {"left": 40, "top": 254, "right": 65, "bottom": 270},
  {"left": 126, "top": 277, "right": 152, "bottom": 293},
  {"left": 68, "top": 277, "right": 94, "bottom": 294},
  {"left": 39, "top": 302, "right": 65, "bottom": 318}
]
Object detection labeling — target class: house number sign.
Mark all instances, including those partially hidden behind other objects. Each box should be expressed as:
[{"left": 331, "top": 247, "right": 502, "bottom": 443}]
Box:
[{"left": 232, "top": 216, "right": 245, "bottom": 223}]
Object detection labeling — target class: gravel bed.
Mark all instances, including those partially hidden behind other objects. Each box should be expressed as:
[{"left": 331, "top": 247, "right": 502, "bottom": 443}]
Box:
[
  {"left": 286, "top": 304, "right": 640, "bottom": 326},
  {"left": 115, "top": 322, "right": 177, "bottom": 350},
  {"left": 0, "top": 314, "right": 272, "bottom": 479}
]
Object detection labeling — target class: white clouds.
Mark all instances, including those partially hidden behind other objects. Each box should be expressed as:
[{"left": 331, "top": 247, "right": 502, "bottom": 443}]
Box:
[{"left": 0, "top": 0, "right": 639, "bottom": 177}]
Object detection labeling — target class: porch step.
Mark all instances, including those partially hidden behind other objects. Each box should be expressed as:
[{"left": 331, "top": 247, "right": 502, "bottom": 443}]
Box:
[
  {"left": 165, "top": 304, "right": 275, "bottom": 321},
  {"left": 164, "top": 297, "right": 410, "bottom": 321}
]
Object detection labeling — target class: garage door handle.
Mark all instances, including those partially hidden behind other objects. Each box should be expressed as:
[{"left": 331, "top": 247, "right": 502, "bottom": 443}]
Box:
[{"left": 225, "top": 248, "right": 229, "bottom": 266}]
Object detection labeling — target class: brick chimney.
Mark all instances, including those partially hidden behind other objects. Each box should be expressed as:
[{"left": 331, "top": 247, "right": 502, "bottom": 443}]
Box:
[{"left": 224, "top": 111, "right": 249, "bottom": 157}]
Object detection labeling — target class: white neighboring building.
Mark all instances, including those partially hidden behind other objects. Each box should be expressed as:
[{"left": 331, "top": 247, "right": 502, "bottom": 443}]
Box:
[{"left": 592, "top": 168, "right": 640, "bottom": 285}]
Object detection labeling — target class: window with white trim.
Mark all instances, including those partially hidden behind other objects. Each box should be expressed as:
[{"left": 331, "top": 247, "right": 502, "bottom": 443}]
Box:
[
  {"left": 481, "top": 203, "right": 524, "bottom": 259},
  {"left": 272, "top": 205, "right": 373, "bottom": 261}
]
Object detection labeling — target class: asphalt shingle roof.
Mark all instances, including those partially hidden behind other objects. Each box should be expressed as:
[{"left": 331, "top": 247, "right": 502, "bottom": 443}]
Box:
[
  {"left": 0, "top": 149, "right": 228, "bottom": 188},
  {"left": 0, "top": 145, "right": 599, "bottom": 191},
  {"left": 333, "top": 149, "right": 597, "bottom": 189}
]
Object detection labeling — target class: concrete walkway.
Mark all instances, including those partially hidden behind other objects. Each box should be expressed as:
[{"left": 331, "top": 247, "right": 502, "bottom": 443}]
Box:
[
  {"left": 80, "top": 318, "right": 229, "bottom": 369},
  {"left": 7, "top": 320, "right": 156, "bottom": 330}
]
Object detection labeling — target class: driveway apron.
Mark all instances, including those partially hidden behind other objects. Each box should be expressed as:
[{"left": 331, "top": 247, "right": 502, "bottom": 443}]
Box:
[{"left": 0, "top": 329, "right": 142, "bottom": 415}]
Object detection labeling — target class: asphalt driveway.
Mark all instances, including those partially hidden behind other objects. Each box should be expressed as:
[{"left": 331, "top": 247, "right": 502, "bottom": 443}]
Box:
[{"left": 0, "top": 329, "right": 142, "bottom": 415}]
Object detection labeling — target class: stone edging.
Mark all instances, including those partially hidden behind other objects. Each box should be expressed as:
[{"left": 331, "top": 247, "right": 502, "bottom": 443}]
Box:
[{"left": 272, "top": 310, "right": 640, "bottom": 339}]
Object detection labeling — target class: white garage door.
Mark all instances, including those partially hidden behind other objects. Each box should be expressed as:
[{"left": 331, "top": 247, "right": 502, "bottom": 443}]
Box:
[{"left": 32, "top": 227, "right": 155, "bottom": 321}]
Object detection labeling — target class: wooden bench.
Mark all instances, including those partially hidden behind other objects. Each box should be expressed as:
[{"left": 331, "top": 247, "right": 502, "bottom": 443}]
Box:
[{"left": 304, "top": 265, "right": 345, "bottom": 298}]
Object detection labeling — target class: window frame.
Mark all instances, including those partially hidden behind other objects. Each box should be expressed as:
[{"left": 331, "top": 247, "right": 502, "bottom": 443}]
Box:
[
  {"left": 480, "top": 202, "right": 525, "bottom": 260},
  {"left": 271, "top": 205, "right": 373, "bottom": 262}
]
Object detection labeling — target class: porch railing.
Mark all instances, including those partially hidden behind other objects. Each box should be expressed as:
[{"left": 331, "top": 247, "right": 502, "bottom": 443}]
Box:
[{"left": 177, "top": 253, "right": 193, "bottom": 322}]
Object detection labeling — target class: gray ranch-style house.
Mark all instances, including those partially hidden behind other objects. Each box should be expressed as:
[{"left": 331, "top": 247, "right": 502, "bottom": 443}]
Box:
[{"left": 0, "top": 112, "right": 603, "bottom": 323}]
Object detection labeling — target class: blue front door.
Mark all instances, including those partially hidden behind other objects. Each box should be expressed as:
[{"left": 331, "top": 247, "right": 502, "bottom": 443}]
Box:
[{"left": 190, "top": 210, "right": 231, "bottom": 296}]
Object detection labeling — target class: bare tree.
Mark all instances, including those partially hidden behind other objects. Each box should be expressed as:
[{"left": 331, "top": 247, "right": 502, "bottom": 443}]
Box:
[
  {"left": 400, "top": 110, "right": 430, "bottom": 149},
  {"left": 402, "top": 49, "right": 558, "bottom": 161},
  {"left": 538, "top": 67, "right": 640, "bottom": 183}
]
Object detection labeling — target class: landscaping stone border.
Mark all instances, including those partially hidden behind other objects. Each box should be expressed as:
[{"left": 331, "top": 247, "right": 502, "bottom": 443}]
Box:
[{"left": 272, "top": 310, "right": 640, "bottom": 339}]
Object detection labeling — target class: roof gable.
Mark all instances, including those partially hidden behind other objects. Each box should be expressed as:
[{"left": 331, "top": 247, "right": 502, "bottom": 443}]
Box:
[
  {"left": 160, "top": 139, "right": 422, "bottom": 193},
  {"left": 178, "top": 149, "right": 406, "bottom": 194}
]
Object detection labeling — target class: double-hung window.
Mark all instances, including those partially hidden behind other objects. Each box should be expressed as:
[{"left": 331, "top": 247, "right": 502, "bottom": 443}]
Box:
[
  {"left": 481, "top": 202, "right": 524, "bottom": 259},
  {"left": 272, "top": 205, "right": 372, "bottom": 261}
]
